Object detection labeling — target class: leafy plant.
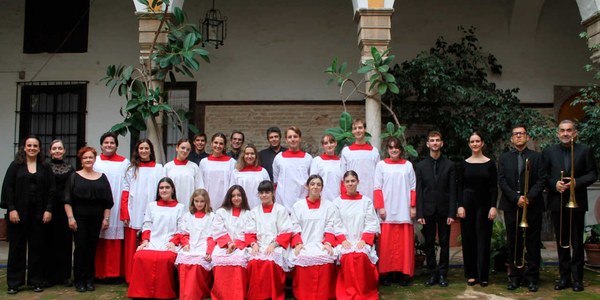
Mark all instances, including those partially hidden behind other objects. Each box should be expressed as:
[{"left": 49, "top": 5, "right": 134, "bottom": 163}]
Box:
[
  {"left": 387, "top": 26, "right": 554, "bottom": 161},
  {"left": 101, "top": 0, "right": 209, "bottom": 161},
  {"left": 572, "top": 32, "right": 600, "bottom": 172},
  {"left": 490, "top": 220, "right": 507, "bottom": 272},
  {"left": 585, "top": 224, "right": 600, "bottom": 244},
  {"left": 325, "top": 47, "right": 415, "bottom": 156}
]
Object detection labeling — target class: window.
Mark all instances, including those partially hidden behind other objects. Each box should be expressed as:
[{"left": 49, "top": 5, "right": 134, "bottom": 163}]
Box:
[
  {"left": 23, "top": 0, "right": 90, "bottom": 53},
  {"left": 18, "top": 82, "right": 87, "bottom": 167}
]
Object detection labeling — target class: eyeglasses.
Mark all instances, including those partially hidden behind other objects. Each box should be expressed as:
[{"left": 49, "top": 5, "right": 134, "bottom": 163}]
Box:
[{"left": 511, "top": 132, "right": 527, "bottom": 136}]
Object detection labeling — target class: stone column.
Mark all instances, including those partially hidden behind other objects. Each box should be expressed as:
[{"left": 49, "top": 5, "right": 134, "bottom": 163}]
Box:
[
  {"left": 583, "top": 13, "right": 600, "bottom": 64},
  {"left": 137, "top": 13, "right": 170, "bottom": 163},
  {"left": 355, "top": 8, "right": 393, "bottom": 149}
]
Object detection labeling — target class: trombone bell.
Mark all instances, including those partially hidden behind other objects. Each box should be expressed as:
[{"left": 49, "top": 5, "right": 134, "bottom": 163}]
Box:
[
  {"left": 566, "top": 194, "right": 578, "bottom": 208},
  {"left": 519, "top": 219, "right": 529, "bottom": 228}
]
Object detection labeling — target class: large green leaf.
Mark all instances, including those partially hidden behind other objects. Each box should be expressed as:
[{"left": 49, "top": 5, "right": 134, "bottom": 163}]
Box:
[
  {"left": 386, "top": 122, "right": 395, "bottom": 134},
  {"left": 339, "top": 112, "right": 352, "bottom": 132}
]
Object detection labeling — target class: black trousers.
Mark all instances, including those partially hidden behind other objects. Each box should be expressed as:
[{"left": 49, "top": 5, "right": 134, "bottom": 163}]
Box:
[
  {"left": 43, "top": 208, "right": 73, "bottom": 283},
  {"left": 551, "top": 210, "right": 585, "bottom": 283},
  {"left": 6, "top": 212, "right": 46, "bottom": 287},
  {"left": 73, "top": 215, "right": 102, "bottom": 286},
  {"left": 460, "top": 206, "right": 492, "bottom": 282},
  {"left": 505, "top": 209, "right": 542, "bottom": 283},
  {"left": 422, "top": 214, "right": 450, "bottom": 276}
]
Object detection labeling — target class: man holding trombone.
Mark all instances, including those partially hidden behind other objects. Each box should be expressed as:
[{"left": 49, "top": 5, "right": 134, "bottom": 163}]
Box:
[
  {"left": 499, "top": 124, "right": 546, "bottom": 292},
  {"left": 542, "top": 120, "right": 597, "bottom": 292}
]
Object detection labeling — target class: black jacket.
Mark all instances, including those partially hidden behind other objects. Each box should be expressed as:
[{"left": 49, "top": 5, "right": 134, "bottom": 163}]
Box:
[
  {"left": 498, "top": 148, "right": 546, "bottom": 213},
  {"left": 1, "top": 161, "right": 56, "bottom": 219},
  {"left": 415, "top": 156, "right": 457, "bottom": 218}
]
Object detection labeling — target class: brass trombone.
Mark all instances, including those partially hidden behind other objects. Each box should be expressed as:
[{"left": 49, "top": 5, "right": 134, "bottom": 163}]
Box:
[
  {"left": 514, "top": 159, "right": 529, "bottom": 268},
  {"left": 559, "top": 138, "right": 578, "bottom": 249}
]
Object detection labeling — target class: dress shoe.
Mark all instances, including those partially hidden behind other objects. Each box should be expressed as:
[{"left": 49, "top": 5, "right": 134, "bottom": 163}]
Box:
[
  {"left": 528, "top": 282, "right": 538, "bottom": 292},
  {"left": 32, "top": 285, "right": 44, "bottom": 293},
  {"left": 554, "top": 279, "right": 571, "bottom": 290},
  {"left": 85, "top": 283, "right": 95, "bottom": 291},
  {"left": 424, "top": 276, "right": 438, "bottom": 286},
  {"left": 506, "top": 279, "right": 520, "bottom": 290},
  {"left": 466, "top": 279, "right": 477, "bottom": 286},
  {"left": 75, "top": 283, "right": 86, "bottom": 293},
  {"left": 572, "top": 281, "right": 584, "bottom": 292},
  {"left": 480, "top": 281, "right": 488, "bottom": 287},
  {"left": 439, "top": 275, "right": 449, "bottom": 287},
  {"left": 6, "top": 286, "right": 19, "bottom": 294}
]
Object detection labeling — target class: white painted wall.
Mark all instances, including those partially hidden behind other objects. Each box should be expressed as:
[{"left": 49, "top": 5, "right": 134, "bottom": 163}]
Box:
[{"left": 0, "top": 0, "right": 592, "bottom": 179}]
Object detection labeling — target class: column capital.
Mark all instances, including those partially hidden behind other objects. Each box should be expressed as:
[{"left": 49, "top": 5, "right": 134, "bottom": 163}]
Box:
[
  {"left": 355, "top": 8, "right": 394, "bottom": 57},
  {"left": 583, "top": 12, "right": 600, "bottom": 64}
]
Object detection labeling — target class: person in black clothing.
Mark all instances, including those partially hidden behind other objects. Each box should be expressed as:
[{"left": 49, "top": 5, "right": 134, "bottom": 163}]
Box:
[
  {"left": 1, "top": 135, "right": 55, "bottom": 294},
  {"left": 188, "top": 133, "right": 209, "bottom": 165},
  {"left": 415, "top": 131, "right": 456, "bottom": 287},
  {"left": 44, "top": 139, "right": 75, "bottom": 287},
  {"left": 542, "top": 120, "right": 598, "bottom": 292},
  {"left": 64, "top": 146, "right": 113, "bottom": 293},
  {"left": 498, "top": 125, "right": 546, "bottom": 292},
  {"left": 456, "top": 131, "right": 498, "bottom": 287},
  {"left": 259, "top": 127, "right": 287, "bottom": 181}
]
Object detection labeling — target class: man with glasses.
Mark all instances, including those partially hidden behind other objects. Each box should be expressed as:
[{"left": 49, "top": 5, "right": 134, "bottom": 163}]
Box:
[
  {"left": 542, "top": 120, "right": 597, "bottom": 292},
  {"left": 498, "top": 125, "right": 546, "bottom": 292}
]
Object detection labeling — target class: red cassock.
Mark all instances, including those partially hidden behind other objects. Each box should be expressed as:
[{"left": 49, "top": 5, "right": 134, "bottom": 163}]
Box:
[{"left": 127, "top": 249, "right": 178, "bottom": 299}]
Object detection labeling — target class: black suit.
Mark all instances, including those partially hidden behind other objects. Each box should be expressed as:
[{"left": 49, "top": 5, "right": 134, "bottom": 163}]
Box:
[
  {"left": 415, "top": 156, "right": 457, "bottom": 277},
  {"left": 498, "top": 148, "right": 546, "bottom": 283},
  {"left": 542, "top": 143, "right": 598, "bottom": 284}
]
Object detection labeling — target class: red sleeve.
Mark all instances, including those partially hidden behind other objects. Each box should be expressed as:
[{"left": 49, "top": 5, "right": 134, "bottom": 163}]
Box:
[
  {"left": 120, "top": 191, "right": 130, "bottom": 221},
  {"left": 207, "top": 237, "right": 216, "bottom": 254},
  {"left": 361, "top": 232, "right": 375, "bottom": 246},
  {"left": 234, "top": 239, "right": 245, "bottom": 250},
  {"left": 336, "top": 234, "right": 347, "bottom": 245},
  {"left": 291, "top": 233, "right": 303, "bottom": 247},
  {"left": 374, "top": 189, "right": 384, "bottom": 209},
  {"left": 180, "top": 234, "right": 190, "bottom": 247},
  {"left": 410, "top": 190, "right": 416, "bottom": 207},
  {"left": 216, "top": 234, "right": 233, "bottom": 248},
  {"left": 275, "top": 232, "right": 292, "bottom": 249},
  {"left": 323, "top": 232, "right": 336, "bottom": 246},
  {"left": 169, "top": 233, "right": 181, "bottom": 245},
  {"left": 244, "top": 233, "right": 257, "bottom": 247},
  {"left": 141, "top": 230, "right": 151, "bottom": 242}
]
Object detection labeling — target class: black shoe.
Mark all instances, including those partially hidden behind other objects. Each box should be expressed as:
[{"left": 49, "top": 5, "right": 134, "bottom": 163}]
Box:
[
  {"left": 32, "top": 285, "right": 44, "bottom": 293},
  {"left": 424, "top": 276, "right": 438, "bottom": 286},
  {"left": 554, "top": 279, "right": 571, "bottom": 290},
  {"left": 507, "top": 279, "right": 520, "bottom": 290},
  {"left": 398, "top": 275, "right": 411, "bottom": 287},
  {"left": 528, "top": 282, "right": 538, "bottom": 292},
  {"left": 439, "top": 275, "right": 449, "bottom": 287},
  {"left": 61, "top": 279, "right": 73, "bottom": 287},
  {"left": 6, "top": 287, "right": 18, "bottom": 295},
  {"left": 480, "top": 281, "right": 488, "bottom": 287},
  {"left": 572, "top": 281, "right": 584, "bottom": 292},
  {"left": 380, "top": 276, "right": 391, "bottom": 286},
  {"left": 467, "top": 279, "right": 477, "bottom": 286},
  {"left": 85, "top": 283, "right": 95, "bottom": 291},
  {"left": 75, "top": 284, "right": 86, "bottom": 293}
]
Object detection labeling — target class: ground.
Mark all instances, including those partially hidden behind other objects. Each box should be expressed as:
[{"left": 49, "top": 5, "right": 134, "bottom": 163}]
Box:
[{"left": 1, "top": 266, "right": 600, "bottom": 299}]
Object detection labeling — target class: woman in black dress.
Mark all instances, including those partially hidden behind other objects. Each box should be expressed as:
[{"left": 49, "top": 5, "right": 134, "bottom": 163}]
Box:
[
  {"left": 64, "top": 146, "right": 113, "bottom": 292},
  {"left": 456, "top": 131, "right": 498, "bottom": 287},
  {"left": 45, "top": 139, "right": 74, "bottom": 287},
  {"left": 1, "top": 135, "right": 55, "bottom": 294}
]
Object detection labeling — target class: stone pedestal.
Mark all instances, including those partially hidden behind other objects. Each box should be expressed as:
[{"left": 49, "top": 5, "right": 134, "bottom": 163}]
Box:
[{"left": 355, "top": 8, "right": 393, "bottom": 148}]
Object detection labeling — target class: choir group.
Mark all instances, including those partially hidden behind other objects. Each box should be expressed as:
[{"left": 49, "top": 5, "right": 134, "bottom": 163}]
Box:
[{"left": 1, "top": 118, "right": 598, "bottom": 298}]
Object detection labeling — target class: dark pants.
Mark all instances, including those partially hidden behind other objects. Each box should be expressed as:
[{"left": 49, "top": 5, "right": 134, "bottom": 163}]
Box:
[
  {"left": 551, "top": 210, "right": 585, "bottom": 283},
  {"left": 73, "top": 215, "right": 102, "bottom": 286},
  {"left": 44, "top": 207, "right": 73, "bottom": 284},
  {"left": 422, "top": 214, "right": 450, "bottom": 276},
  {"left": 505, "top": 209, "right": 542, "bottom": 283},
  {"left": 7, "top": 212, "right": 46, "bottom": 288},
  {"left": 461, "top": 206, "right": 492, "bottom": 282}
]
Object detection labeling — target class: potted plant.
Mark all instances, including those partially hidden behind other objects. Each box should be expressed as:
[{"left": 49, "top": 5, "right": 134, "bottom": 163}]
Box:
[
  {"left": 584, "top": 224, "right": 600, "bottom": 266},
  {"left": 413, "top": 224, "right": 428, "bottom": 274},
  {"left": 490, "top": 220, "right": 508, "bottom": 273}
]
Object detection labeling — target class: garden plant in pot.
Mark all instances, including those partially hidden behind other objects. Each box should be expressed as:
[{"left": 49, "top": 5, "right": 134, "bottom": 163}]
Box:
[{"left": 584, "top": 223, "right": 600, "bottom": 267}]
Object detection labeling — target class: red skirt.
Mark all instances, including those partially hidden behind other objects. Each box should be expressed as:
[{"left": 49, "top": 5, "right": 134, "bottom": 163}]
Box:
[
  {"left": 211, "top": 266, "right": 247, "bottom": 300},
  {"left": 293, "top": 264, "right": 336, "bottom": 300},
  {"left": 127, "top": 249, "right": 178, "bottom": 299},
  {"left": 178, "top": 264, "right": 212, "bottom": 300},
  {"left": 123, "top": 228, "right": 138, "bottom": 283},
  {"left": 95, "top": 238, "right": 124, "bottom": 278},
  {"left": 378, "top": 223, "right": 414, "bottom": 276},
  {"left": 246, "top": 259, "right": 286, "bottom": 300},
  {"left": 336, "top": 253, "right": 379, "bottom": 300}
]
